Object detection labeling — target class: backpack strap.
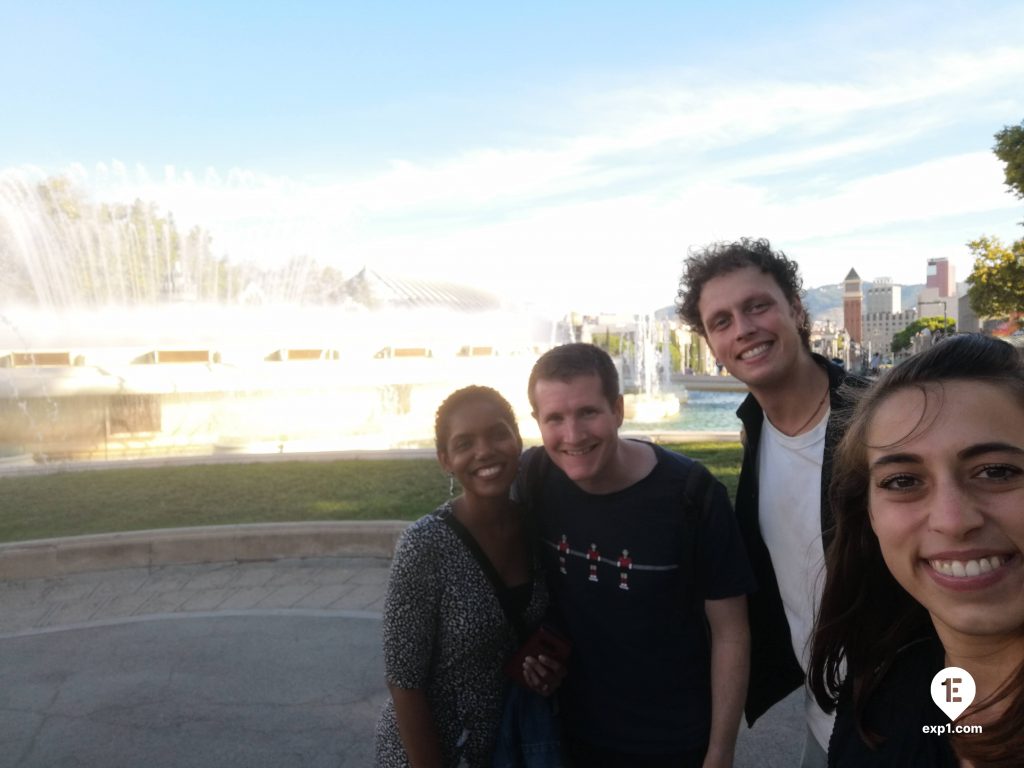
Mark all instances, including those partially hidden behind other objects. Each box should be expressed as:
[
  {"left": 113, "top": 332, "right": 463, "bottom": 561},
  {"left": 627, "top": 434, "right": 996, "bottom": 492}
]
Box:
[
  {"left": 522, "top": 446, "right": 551, "bottom": 506},
  {"left": 680, "top": 459, "right": 714, "bottom": 594},
  {"left": 513, "top": 446, "right": 551, "bottom": 543},
  {"left": 683, "top": 460, "right": 715, "bottom": 518}
]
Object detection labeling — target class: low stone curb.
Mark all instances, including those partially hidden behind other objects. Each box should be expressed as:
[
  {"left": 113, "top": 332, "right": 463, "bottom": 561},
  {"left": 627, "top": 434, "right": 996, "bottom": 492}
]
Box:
[{"left": 0, "top": 521, "right": 409, "bottom": 581}]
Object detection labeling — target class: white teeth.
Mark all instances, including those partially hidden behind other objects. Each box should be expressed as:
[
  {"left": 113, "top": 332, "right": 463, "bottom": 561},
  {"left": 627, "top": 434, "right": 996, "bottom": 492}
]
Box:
[
  {"left": 475, "top": 465, "right": 502, "bottom": 478},
  {"left": 929, "top": 556, "right": 1007, "bottom": 578},
  {"left": 739, "top": 343, "right": 770, "bottom": 360},
  {"left": 565, "top": 447, "right": 593, "bottom": 456}
]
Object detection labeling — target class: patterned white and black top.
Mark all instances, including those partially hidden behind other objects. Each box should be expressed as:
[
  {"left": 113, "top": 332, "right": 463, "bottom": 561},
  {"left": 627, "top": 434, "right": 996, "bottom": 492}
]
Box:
[{"left": 374, "top": 501, "right": 548, "bottom": 768}]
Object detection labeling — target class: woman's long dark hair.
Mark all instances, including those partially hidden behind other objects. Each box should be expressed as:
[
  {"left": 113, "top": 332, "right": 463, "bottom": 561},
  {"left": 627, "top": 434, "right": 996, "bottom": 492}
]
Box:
[{"left": 808, "top": 334, "right": 1024, "bottom": 765}]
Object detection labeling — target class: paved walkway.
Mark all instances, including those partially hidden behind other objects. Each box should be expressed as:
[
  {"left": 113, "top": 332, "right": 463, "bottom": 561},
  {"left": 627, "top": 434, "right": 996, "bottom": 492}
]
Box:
[
  {"left": 1, "top": 555, "right": 803, "bottom": 767},
  {"left": 0, "top": 557, "right": 390, "bottom": 768}
]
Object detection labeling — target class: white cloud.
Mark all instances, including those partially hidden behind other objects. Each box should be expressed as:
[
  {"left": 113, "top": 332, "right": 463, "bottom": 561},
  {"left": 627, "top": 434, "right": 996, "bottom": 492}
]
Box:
[{"left": 5, "top": 42, "right": 1022, "bottom": 313}]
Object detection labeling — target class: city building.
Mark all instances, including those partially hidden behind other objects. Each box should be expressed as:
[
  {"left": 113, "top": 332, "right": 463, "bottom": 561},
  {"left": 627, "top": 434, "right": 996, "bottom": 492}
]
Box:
[
  {"left": 810, "top": 319, "right": 851, "bottom": 367},
  {"left": 863, "top": 307, "right": 918, "bottom": 358},
  {"left": 918, "top": 257, "right": 959, "bottom": 328},
  {"left": 958, "top": 293, "right": 982, "bottom": 333},
  {"left": 861, "top": 276, "right": 916, "bottom": 358},
  {"left": 917, "top": 286, "right": 958, "bottom": 329},
  {"left": 864, "top": 277, "right": 900, "bottom": 314},
  {"left": 926, "top": 257, "right": 956, "bottom": 298}
]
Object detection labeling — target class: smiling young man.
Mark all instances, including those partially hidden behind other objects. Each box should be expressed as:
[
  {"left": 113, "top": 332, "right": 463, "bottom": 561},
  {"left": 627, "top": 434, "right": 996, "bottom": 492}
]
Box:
[
  {"left": 676, "top": 238, "right": 864, "bottom": 767},
  {"left": 521, "top": 343, "right": 755, "bottom": 768}
]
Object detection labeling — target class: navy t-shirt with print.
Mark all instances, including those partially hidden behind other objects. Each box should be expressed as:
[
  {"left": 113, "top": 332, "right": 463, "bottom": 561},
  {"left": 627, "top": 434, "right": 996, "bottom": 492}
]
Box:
[{"left": 527, "top": 443, "right": 755, "bottom": 755}]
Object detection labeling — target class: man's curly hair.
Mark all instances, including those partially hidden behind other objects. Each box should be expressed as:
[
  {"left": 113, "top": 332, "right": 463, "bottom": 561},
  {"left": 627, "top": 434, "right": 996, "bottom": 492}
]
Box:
[{"left": 675, "top": 237, "right": 810, "bottom": 347}]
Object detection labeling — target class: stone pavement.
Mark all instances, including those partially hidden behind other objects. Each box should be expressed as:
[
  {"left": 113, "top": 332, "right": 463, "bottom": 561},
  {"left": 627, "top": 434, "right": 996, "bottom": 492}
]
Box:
[
  {"left": 1, "top": 553, "right": 803, "bottom": 767},
  {"left": 0, "top": 557, "right": 391, "bottom": 768}
]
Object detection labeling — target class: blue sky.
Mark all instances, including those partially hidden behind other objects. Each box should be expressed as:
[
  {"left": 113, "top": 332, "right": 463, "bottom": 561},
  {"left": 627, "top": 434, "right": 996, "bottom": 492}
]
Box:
[{"left": 2, "top": 1, "right": 1023, "bottom": 313}]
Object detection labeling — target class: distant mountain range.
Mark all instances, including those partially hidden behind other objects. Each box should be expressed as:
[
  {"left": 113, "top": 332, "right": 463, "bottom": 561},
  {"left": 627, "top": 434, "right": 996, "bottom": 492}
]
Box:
[
  {"left": 654, "top": 280, "right": 964, "bottom": 327},
  {"left": 804, "top": 281, "right": 926, "bottom": 326}
]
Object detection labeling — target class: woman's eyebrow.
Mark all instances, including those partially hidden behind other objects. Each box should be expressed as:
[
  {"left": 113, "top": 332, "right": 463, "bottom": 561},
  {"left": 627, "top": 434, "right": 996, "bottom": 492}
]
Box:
[
  {"left": 868, "top": 443, "right": 1024, "bottom": 470},
  {"left": 869, "top": 452, "right": 921, "bottom": 471},
  {"left": 957, "top": 442, "right": 1024, "bottom": 460}
]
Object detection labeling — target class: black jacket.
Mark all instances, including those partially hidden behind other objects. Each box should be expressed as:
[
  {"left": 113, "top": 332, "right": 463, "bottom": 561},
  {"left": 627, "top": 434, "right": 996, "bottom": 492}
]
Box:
[
  {"left": 735, "top": 354, "right": 864, "bottom": 725},
  {"left": 828, "top": 636, "right": 957, "bottom": 767}
]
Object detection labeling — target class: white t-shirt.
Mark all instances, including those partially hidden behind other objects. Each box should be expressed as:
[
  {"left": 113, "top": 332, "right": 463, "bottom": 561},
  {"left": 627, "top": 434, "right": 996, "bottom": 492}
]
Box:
[{"left": 757, "top": 408, "right": 834, "bottom": 751}]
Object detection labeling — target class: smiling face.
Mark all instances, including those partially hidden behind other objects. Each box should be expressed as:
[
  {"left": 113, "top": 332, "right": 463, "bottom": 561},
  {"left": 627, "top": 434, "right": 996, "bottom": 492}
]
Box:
[
  {"left": 696, "top": 265, "right": 808, "bottom": 392},
  {"left": 866, "top": 380, "right": 1024, "bottom": 644},
  {"left": 438, "top": 398, "right": 522, "bottom": 502},
  {"left": 531, "top": 373, "right": 624, "bottom": 494}
]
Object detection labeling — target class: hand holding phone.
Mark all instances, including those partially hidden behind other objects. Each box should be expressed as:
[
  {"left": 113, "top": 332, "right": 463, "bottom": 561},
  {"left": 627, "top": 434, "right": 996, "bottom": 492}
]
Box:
[{"left": 503, "top": 625, "right": 571, "bottom": 690}]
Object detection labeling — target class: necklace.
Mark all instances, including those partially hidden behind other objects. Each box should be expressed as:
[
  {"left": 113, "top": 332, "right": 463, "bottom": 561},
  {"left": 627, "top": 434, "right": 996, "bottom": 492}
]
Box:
[{"left": 786, "top": 382, "right": 830, "bottom": 437}]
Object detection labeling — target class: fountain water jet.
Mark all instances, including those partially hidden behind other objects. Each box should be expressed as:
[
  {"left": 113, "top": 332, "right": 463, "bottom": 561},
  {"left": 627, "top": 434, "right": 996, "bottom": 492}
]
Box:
[
  {"left": 0, "top": 174, "right": 555, "bottom": 463},
  {"left": 621, "top": 314, "right": 683, "bottom": 422}
]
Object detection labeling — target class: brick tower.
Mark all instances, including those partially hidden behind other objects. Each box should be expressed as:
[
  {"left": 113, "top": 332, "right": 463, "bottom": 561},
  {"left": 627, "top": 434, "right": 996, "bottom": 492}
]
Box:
[{"left": 843, "top": 268, "right": 862, "bottom": 344}]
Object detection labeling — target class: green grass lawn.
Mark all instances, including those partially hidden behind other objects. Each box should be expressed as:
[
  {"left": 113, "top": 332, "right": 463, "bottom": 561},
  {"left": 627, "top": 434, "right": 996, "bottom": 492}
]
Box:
[{"left": 0, "top": 442, "right": 741, "bottom": 543}]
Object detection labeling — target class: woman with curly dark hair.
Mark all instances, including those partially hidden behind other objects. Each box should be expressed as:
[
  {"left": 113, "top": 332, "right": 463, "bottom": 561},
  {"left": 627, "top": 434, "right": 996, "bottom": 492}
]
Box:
[
  {"left": 808, "top": 334, "right": 1024, "bottom": 766},
  {"left": 375, "top": 386, "right": 563, "bottom": 767}
]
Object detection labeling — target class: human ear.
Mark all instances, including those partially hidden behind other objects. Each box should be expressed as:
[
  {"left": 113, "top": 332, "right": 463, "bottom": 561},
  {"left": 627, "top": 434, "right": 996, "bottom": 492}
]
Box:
[
  {"left": 791, "top": 300, "right": 806, "bottom": 325},
  {"left": 437, "top": 450, "right": 453, "bottom": 474}
]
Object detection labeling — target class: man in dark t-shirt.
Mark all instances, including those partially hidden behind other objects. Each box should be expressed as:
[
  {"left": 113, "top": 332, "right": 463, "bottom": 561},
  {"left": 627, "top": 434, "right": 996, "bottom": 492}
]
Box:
[{"left": 521, "top": 343, "right": 755, "bottom": 768}]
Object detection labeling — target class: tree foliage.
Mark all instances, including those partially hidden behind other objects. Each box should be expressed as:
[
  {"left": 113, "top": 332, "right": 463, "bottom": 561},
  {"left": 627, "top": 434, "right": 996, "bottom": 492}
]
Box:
[
  {"left": 891, "top": 316, "right": 956, "bottom": 354},
  {"left": 964, "top": 120, "right": 1024, "bottom": 323},
  {"left": 966, "top": 236, "right": 1024, "bottom": 319},
  {"left": 994, "top": 120, "right": 1024, "bottom": 200}
]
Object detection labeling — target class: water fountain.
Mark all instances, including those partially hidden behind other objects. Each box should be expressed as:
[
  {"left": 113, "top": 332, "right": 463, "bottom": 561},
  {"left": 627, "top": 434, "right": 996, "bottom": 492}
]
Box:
[
  {"left": 1, "top": 172, "right": 720, "bottom": 464},
  {"left": 621, "top": 314, "right": 683, "bottom": 422},
  {"left": 0, "top": 174, "right": 552, "bottom": 463}
]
